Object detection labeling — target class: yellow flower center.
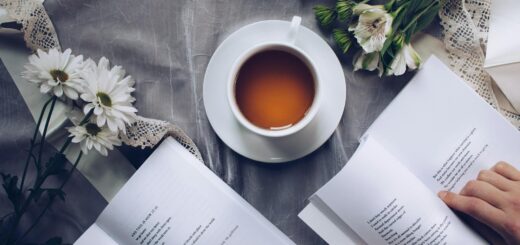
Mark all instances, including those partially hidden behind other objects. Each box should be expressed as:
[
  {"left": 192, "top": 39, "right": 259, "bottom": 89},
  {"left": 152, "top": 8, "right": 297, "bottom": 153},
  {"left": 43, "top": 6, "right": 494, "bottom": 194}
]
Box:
[
  {"left": 50, "top": 69, "right": 69, "bottom": 83},
  {"left": 96, "top": 92, "right": 112, "bottom": 107},
  {"left": 85, "top": 123, "right": 101, "bottom": 136}
]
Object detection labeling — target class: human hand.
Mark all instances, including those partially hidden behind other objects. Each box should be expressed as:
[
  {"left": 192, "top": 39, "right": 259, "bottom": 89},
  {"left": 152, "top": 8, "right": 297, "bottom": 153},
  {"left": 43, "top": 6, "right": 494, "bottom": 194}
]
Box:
[{"left": 438, "top": 161, "right": 520, "bottom": 245}]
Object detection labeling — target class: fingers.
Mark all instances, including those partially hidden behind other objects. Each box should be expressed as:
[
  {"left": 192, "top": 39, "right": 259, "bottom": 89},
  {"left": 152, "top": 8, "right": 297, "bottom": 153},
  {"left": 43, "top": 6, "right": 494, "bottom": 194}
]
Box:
[
  {"left": 438, "top": 191, "right": 505, "bottom": 231},
  {"left": 492, "top": 162, "right": 520, "bottom": 181},
  {"left": 440, "top": 162, "right": 520, "bottom": 243},
  {"left": 477, "top": 169, "right": 516, "bottom": 192},
  {"left": 460, "top": 180, "right": 506, "bottom": 208}
]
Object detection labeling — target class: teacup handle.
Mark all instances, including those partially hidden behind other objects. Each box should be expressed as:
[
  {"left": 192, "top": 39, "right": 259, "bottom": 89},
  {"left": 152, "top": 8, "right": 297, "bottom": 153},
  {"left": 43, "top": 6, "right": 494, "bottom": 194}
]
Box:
[{"left": 288, "top": 16, "right": 302, "bottom": 44}]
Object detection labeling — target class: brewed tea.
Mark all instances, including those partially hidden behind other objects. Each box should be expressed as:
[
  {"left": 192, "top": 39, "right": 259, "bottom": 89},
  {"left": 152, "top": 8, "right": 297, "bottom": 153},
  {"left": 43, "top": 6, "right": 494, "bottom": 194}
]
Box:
[{"left": 235, "top": 50, "right": 315, "bottom": 130}]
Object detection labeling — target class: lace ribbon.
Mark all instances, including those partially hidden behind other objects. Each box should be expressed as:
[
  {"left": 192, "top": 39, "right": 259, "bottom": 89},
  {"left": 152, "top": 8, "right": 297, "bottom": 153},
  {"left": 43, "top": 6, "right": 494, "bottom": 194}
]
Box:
[
  {"left": 1, "top": 0, "right": 203, "bottom": 161},
  {"left": 1, "top": 0, "right": 60, "bottom": 51},
  {"left": 121, "top": 116, "right": 203, "bottom": 162},
  {"left": 439, "top": 0, "right": 520, "bottom": 129}
]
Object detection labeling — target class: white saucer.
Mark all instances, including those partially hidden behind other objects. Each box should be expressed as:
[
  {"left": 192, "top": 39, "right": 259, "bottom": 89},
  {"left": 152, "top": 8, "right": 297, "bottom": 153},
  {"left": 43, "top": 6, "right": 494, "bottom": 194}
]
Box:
[{"left": 203, "top": 19, "right": 346, "bottom": 163}]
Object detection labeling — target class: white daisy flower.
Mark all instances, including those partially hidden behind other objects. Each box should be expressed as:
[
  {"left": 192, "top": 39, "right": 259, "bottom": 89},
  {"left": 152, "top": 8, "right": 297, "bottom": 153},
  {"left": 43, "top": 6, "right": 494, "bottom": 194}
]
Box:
[
  {"left": 349, "top": 4, "right": 393, "bottom": 53},
  {"left": 80, "top": 57, "right": 137, "bottom": 134},
  {"left": 68, "top": 121, "right": 121, "bottom": 156},
  {"left": 386, "top": 43, "right": 422, "bottom": 76},
  {"left": 22, "top": 48, "right": 84, "bottom": 100}
]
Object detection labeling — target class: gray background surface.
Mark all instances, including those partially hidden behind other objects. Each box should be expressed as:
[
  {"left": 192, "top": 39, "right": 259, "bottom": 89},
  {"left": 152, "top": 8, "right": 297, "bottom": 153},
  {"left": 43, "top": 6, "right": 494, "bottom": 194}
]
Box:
[{"left": 6, "top": 0, "right": 437, "bottom": 244}]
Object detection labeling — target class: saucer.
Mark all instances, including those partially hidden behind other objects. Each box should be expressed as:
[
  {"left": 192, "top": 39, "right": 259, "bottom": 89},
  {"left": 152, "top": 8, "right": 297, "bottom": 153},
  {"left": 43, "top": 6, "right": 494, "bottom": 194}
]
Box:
[{"left": 203, "top": 19, "right": 346, "bottom": 163}]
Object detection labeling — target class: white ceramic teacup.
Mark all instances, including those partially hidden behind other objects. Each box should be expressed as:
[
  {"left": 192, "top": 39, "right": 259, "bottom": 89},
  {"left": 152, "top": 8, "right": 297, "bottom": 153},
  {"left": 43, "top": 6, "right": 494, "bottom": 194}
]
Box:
[{"left": 227, "top": 16, "right": 322, "bottom": 138}]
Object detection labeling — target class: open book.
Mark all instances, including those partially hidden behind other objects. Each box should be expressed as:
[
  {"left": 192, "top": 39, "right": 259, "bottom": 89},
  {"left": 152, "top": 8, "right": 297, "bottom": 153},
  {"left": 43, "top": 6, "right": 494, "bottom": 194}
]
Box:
[
  {"left": 299, "top": 56, "right": 520, "bottom": 244},
  {"left": 75, "top": 138, "right": 295, "bottom": 245}
]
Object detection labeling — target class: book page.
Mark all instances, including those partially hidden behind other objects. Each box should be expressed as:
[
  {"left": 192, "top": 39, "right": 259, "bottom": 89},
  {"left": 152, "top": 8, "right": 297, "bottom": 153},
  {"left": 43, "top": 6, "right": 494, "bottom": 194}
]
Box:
[
  {"left": 78, "top": 137, "right": 294, "bottom": 245},
  {"left": 315, "top": 137, "right": 485, "bottom": 245},
  {"left": 365, "top": 56, "right": 520, "bottom": 193},
  {"left": 299, "top": 200, "right": 365, "bottom": 245}
]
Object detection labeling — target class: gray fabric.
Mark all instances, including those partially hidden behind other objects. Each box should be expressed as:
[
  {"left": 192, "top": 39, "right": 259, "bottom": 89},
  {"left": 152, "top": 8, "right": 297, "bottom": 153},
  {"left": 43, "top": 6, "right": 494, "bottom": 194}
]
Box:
[
  {"left": 0, "top": 59, "right": 106, "bottom": 244},
  {"left": 41, "top": 0, "right": 437, "bottom": 244}
]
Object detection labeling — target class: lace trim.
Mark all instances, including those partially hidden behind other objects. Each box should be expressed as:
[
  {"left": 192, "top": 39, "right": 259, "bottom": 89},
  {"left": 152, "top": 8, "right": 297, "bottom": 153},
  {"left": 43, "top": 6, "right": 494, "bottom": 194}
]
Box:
[
  {"left": 439, "top": 0, "right": 520, "bottom": 129},
  {"left": 1, "top": 0, "right": 60, "bottom": 51},
  {"left": 121, "top": 116, "right": 203, "bottom": 162}
]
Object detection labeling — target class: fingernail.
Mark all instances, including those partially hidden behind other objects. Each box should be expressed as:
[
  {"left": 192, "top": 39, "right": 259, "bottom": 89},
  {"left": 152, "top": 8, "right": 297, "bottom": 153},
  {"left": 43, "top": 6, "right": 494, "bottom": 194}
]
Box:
[{"left": 438, "top": 191, "right": 448, "bottom": 199}]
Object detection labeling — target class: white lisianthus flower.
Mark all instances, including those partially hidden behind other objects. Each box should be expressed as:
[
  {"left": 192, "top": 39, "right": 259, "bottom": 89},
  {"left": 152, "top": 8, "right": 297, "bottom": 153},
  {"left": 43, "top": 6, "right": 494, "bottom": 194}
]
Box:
[
  {"left": 22, "top": 48, "right": 84, "bottom": 99},
  {"left": 353, "top": 51, "right": 380, "bottom": 72},
  {"left": 68, "top": 121, "right": 121, "bottom": 156},
  {"left": 80, "top": 57, "right": 137, "bottom": 134},
  {"left": 349, "top": 3, "right": 393, "bottom": 53},
  {"left": 387, "top": 44, "right": 422, "bottom": 76}
]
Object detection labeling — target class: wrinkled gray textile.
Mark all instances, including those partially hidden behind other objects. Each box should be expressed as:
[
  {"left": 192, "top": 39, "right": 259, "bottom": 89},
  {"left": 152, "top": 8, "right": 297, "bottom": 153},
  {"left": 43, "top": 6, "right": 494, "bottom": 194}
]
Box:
[
  {"left": 41, "top": 0, "right": 436, "bottom": 244},
  {"left": 0, "top": 59, "right": 106, "bottom": 244}
]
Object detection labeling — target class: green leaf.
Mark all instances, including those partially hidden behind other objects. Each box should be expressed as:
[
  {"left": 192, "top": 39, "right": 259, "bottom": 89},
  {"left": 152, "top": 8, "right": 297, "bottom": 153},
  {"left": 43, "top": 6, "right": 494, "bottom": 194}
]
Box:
[
  {"left": 404, "top": 22, "right": 416, "bottom": 43},
  {"left": 333, "top": 28, "right": 353, "bottom": 54},
  {"left": 417, "top": 0, "right": 436, "bottom": 11},
  {"left": 336, "top": 0, "right": 355, "bottom": 22},
  {"left": 399, "top": 1, "right": 417, "bottom": 28},
  {"left": 413, "top": 1, "right": 440, "bottom": 34},
  {"left": 384, "top": 0, "right": 396, "bottom": 11},
  {"left": 314, "top": 5, "right": 337, "bottom": 27},
  {"left": 391, "top": 5, "right": 407, "bottom": 30},
  {"left": 1, "top": 173, "right": 20, "bottom": 210},
  {"left": 407, "top": 0, "right": 421, "bottom": 14},
  {"left": 381, "top": 46, "right": 395, "bottom": 70},
  {"left": 380, "top": 35, "right": 394, "bottom": 57},
  {"left": 44, "top": 153, "right": 67, "bottom": 177}
]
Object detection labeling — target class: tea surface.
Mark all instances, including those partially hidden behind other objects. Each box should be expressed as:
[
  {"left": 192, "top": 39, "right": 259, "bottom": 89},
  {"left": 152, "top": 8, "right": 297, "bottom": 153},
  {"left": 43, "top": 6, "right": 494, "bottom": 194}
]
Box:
[{"left": 235, "top": 50, "right": 315, "bottom": 129}]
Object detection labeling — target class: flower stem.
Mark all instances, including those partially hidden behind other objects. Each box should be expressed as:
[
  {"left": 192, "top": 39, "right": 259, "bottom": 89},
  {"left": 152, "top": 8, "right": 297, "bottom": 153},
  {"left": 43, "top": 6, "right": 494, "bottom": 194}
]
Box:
[
  {"left": 401, "top": 1, "right": 437, "bottom": 33},
  {"left": 80, "top": 109, "right": 94, "bottom": 126},
  {"left": 4, "top": 107, "right": 94, "bottom": 245},
  {"left": 36, "top": 96, "right": 58, "bottom": 169},
  {"left": 13, "top": 151, "right": 83, "bottom": 245},
  {"left": 59, "top": 138, "right": 73, "bottom": 154},
  {"left": 18, "top": 96, "right": 54, "bottom": 199},
  {"left": 3, "top": 97, "right": 57, "bottom": 245}
]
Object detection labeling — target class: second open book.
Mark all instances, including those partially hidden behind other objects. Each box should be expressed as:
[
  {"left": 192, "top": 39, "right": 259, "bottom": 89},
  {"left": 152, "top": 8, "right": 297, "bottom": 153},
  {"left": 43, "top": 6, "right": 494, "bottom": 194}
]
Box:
[
  {"left": 299, "top": 56, "right": 520, "bottom": 244},
  {"left": 75, "top": 137, "right": 294, "bottom": 244}
]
